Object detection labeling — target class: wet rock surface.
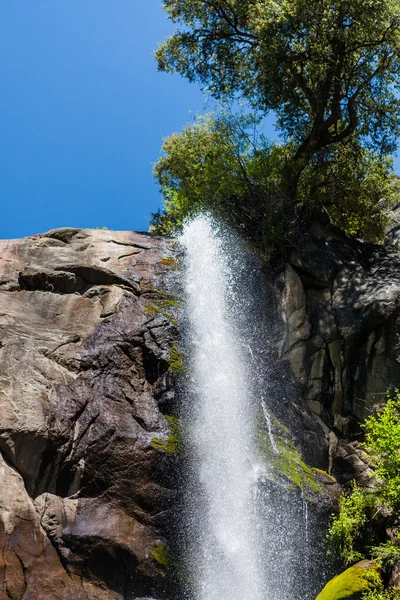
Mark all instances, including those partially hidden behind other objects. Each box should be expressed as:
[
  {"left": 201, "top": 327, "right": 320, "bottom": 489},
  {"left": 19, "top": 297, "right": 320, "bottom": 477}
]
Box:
[{"left": 0, "top": 228, "right": 178, "bottom": 599}]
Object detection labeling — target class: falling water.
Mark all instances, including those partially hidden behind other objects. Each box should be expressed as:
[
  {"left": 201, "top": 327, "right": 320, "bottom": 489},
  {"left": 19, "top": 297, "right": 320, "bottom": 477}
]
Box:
[
  {"left": 180, "top": 216, "right": 265, "bottom": 600},
  {"left": 178, "top": 215, "right": 328, "bottom": 600},
  {"left": 261, "top": 399, "right": 279, "bottom": 455}
]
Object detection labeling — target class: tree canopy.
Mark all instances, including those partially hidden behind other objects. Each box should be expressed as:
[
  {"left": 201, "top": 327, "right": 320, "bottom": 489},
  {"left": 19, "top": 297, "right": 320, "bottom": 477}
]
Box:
[
  {"left": 152, "top": 1, "right": 400, "bottom": 243},
  {"left": 156, "top": 0, "right": 400, "bottom": 169},
  {"left": 151, "top": 113, "right": 397, "bottom": 242}
]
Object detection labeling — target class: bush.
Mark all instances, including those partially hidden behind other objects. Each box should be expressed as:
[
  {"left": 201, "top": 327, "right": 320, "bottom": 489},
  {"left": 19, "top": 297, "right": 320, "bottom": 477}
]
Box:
[
  {"left": 328, "top": 391, "right": 400, "bottom": 571},
  {"left": 363, "top": 390, "right": 400, "bottom": 508}
]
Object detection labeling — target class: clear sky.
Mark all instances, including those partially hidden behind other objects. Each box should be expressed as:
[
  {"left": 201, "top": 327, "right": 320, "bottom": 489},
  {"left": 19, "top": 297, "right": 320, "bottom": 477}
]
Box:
[
  {"left": 0, "top": 1, "right": 209, "bottom": 238},
  {"left": 0, "top": 2, "right": 398, "bottom": 239}
]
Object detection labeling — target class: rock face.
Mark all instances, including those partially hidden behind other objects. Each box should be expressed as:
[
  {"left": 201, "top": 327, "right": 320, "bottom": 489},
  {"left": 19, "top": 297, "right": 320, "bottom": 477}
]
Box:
[
  {"left": 1, "top": 220, "right": 400, "bottom": 598},
  {"left": 0, "top": 228, "right": 179, "bottom": 600},
  {"left": 275, "top": 220, "right": 400, "bottom": 476}
]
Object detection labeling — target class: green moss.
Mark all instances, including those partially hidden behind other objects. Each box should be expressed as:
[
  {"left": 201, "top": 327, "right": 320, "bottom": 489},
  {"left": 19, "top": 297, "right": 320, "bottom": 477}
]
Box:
[
  {"left": 167, "top": 345, "right": 186, "bottom": 376},
  {"left": 257, "top": 415, "right": 321, "bottom": 495},
  {"left": 157, "top": 257, "right": 177, "bottom": 268},
  {"left": 144, "top": 294, "right": 181, "bottom": 327},
  {"left": 313, "top": 468, "right": 337, "bottom": 482},
  {"left": 150, "top": 541, "right": 170, "bottom": 572},
  {"left": 150, "top": 415, "right": 182, "bottom": 454},
  {"left": 315, "top": 561, "right": 382, "bottom": 600}
]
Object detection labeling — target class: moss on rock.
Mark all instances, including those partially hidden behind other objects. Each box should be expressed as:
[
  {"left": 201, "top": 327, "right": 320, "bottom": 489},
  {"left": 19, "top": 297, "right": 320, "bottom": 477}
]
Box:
[
  {"left": 257, "top": 413, "right": 329, "bottom": 497},
  {"left": 315, "top": 560, "right": 382, "bottom": 600},
  {"left": 150, "top": 541, "right": 170, "bottom": 573}
]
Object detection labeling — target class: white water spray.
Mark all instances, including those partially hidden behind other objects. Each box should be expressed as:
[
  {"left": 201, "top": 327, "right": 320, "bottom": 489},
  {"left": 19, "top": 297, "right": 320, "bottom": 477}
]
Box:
[
  {"left": 178, "top": 215, "right": 328, "bottom": 600},
  {"left": 180, "top": 216, "right": 265, "bottom": 600}
]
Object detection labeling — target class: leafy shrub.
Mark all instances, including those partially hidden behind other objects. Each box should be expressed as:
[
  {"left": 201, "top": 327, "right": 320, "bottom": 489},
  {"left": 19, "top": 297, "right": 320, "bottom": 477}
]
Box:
[
  {"left": 362, "top": 589, "right": 400, "bottom": 599},
  {"left": 327, "top": 483, "right": 374, "bottom": 565},
  {"left": 363, "top": 390, "right": 400, "bottom": 508},
  {"left": 328, "top": 390, "right": 400, "bottom": 571}
]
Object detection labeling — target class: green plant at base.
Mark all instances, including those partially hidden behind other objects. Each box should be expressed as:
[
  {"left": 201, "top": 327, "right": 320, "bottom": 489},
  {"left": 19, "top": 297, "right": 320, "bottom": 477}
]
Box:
[
  {"left": 362, "top": 390, "right": 400, "bottom": 508},
  {"left": 362, "top": 590, "right": 400, "bottom": 599},
  {"left": 327, "top": 390, "right": 400, "bottom": 570},
  {"left": 371, "top": 541, "right": 400, "bottom": 568},
  {"left": 327, "top": 484, "right": 375, "bottom": 565}
]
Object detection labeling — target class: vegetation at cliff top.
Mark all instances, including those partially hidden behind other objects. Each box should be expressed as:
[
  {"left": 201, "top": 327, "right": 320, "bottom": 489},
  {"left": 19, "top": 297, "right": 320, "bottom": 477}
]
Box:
[
  {"left": 328, "top": 390, "right": 400, "bottom": 589},
  {"left": 151, "top": 0, "right": 400, "bottom": 244}
]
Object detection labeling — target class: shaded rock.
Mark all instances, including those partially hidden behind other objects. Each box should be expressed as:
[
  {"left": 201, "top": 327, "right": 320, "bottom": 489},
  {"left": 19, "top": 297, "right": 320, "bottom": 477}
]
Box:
[
  {"left": 389, "top": 558, "right": 400, "bottom": 588},
  {"left": 331, "top": 440, "right": 377, "bottom": 488},
  {"left": 275, "top": 219, "right": 400, "bottom": 470}
]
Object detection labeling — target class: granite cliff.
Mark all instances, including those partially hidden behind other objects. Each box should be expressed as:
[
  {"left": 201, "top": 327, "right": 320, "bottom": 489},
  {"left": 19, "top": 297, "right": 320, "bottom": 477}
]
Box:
[
  {"left": 0, "top": 228, "right": 179, "bottom": 600},
  {"left": 0, "top": 220, "right": 400, "bottom": 598}
]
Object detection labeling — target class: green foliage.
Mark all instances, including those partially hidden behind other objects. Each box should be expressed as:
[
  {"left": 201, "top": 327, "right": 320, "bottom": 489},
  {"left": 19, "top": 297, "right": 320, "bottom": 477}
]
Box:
[
  {"left": 157, "top": 0, "right": 400, "bottom": 162},
  {"left": 362, "top": 589, "right": 400, "bottom": 600},
  {"left": 151, "top": 113, "right": 396, "bottom": 243},
  {"left": 328, "top": 484, "right": 374, "bottom": 565},
  {"left": 167, "top": 344, "right": 186, "bottom": 376},
  {"left": 153, "top": 0, "right": 400, "bottom": 243},
  {"left": 363, "top": 390, "right": 400, "bottom": 507},
  {"left": 151, "top": 112, "right": 292, "bottom": 242},
  {"left": 297, "top": 142, "right": 397, "bottom": 240},
  {"left": 151, "top": 415, "right": 182, "bottom": 454},
  {"left": 328, "top": 390, "right": 400, "bottom": 572},
  {"left": 370, "top": 541, "right": 400, "bottom": 568},
  {"left": 144, "top": 293, "right": 181, "bottom": 327}
]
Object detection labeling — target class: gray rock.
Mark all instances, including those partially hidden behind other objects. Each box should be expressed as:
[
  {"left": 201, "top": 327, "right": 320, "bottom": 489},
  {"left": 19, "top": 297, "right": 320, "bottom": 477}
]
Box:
[{"left": 0, "top": 228, "right": 179, "bottom": 599}]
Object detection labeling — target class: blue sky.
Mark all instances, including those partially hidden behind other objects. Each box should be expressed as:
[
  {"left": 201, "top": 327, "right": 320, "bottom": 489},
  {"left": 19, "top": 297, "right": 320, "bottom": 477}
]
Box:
[
  {"left": 0, "top": 1, "right": 210, "bottom": 238},
  {"left": 0, "top": 3, "right": 398, "bottom": 239}
]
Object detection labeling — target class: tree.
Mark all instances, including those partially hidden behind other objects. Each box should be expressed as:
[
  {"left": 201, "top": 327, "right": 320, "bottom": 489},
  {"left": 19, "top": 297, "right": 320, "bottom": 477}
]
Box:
[
  {"left": 151, "top": 113, "right": 397, "bottom": 242},
  {"left": 151, "top": 113, "right": 292, "bottom": 239},
  {"left": 156, "top": 0, "right": 400, "bottom": 193}
]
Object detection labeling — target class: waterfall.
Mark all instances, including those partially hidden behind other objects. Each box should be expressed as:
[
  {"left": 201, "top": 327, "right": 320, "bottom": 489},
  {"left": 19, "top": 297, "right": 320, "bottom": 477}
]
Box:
[
  {"left": 180, "top": 216, "right": 265, "bottom": 600},
  {"left": 179, "top": 215, "right": 325, "bottom": 600}
]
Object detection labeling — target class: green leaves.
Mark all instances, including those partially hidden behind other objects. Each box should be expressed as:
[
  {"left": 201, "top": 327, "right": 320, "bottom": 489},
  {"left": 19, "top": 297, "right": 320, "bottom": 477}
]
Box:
[
  {"left": 156, "top": 0, "right": 400, "bottom": 161},
  {"left": 328, "top": 390, "right": 400, "bottom": 569},
  {"left": 151, "top": 112, "right": 395, "bottom": 243},
  {"left": 327, "top": 483, "right": 373, "bottom": 565},
  {"left": 363, "top": 391, "right": 400, "bottom": 507}
]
